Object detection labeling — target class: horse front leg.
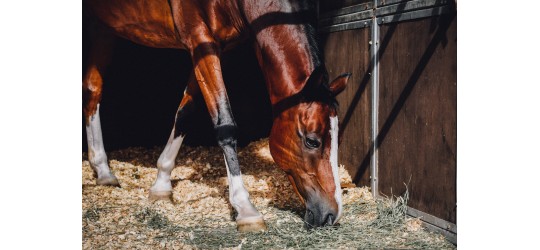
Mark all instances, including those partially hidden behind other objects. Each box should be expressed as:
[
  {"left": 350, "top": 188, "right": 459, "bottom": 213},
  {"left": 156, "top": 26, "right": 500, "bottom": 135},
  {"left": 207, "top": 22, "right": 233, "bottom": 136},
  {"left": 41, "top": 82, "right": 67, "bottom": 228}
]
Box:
[
  {"left": 188, "top": 40, "right": 267, "bottom": 233},
  {"left": 83, "top": 28, "right": 119, "bottom": 187},
  {"left": 149, "top": 73, "right": 199, "bottom": 201},
  {"left": 168, "top": 0, "right": 265, "bottom": 232}
]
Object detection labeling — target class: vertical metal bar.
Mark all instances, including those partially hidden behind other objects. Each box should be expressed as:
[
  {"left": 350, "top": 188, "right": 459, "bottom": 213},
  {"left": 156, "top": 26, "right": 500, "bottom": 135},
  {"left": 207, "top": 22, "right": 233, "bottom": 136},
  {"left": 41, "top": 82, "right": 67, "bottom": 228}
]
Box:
[{"left": 370, "top": 0, "right": 380, "bottom": 198}]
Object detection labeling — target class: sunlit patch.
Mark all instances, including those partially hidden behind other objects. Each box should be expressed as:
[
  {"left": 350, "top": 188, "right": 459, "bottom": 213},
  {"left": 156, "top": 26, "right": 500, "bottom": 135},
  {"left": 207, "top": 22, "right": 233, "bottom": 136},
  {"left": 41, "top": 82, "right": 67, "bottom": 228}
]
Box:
[
  {"left": 405, "top": 217, "right": 423, "bottom": 232},
  {"left": 170, "top": 166, "right": 197, "bottom": 180},
  {"left": 256, "top": 145, "right": 274, "bottom": 162},
  {"left": 338, "top": 164, "right": 353, "bottom": 185}
]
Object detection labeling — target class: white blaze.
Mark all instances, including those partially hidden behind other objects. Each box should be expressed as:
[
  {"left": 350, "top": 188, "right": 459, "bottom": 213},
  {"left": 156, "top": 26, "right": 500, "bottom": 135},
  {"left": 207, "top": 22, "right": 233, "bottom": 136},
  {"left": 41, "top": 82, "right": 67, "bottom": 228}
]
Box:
[{"left": 329, "top": 115, "right": 343, "bottom": 223}]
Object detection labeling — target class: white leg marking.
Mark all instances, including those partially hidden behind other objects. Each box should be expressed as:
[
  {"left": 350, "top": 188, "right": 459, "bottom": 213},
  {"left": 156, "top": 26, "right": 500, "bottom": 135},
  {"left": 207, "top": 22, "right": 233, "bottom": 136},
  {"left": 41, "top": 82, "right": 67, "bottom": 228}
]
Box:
[
  {"left": 330, "top": 115, "right": 343, "bottom": 223},
  {"left": 86, "top": 104, "right": 115, "bottom": 181},
  {"left": 150, "top": 131, "right": 185, "bottom": 193},
  {"left": 224, "top": 155, "right": 262, "bottom": 220}
]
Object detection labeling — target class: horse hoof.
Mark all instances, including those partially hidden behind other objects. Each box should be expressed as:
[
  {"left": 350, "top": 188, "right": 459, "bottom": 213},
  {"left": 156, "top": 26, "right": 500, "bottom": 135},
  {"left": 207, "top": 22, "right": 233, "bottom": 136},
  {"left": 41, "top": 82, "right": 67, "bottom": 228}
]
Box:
[
  {"left": 97, "top": 176, "right": 120, "bottom": 187},
  {"left": 237, "top": 216, "right": 267, "bottom": 232},
  {"left": 148, "top": 190, "right": 173, "bottom": 202}
]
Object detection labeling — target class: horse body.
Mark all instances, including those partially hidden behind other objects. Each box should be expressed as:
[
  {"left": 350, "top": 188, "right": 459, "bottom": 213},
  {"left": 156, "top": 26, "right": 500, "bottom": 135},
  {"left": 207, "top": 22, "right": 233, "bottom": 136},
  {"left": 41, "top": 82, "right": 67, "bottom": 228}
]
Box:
[{"left": 83, "top": 0, "right": 350, "bottom": 231}]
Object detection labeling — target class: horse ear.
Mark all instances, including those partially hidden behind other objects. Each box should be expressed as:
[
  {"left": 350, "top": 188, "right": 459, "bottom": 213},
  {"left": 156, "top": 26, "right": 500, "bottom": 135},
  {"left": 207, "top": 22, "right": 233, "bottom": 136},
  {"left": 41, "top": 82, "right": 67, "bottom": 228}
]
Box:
[{"left": 329, "top": 73, "right": 351, "bottom": 96}]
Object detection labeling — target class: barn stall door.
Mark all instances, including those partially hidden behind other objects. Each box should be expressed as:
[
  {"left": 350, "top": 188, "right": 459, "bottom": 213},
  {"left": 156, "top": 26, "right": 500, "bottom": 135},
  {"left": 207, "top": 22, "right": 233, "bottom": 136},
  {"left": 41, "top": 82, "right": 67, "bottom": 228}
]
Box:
[
  {"left": 319, "top": 0, "right": 456, "bottom": 244},
  {"left": 320, "top": 2, "right": 373, "bottom": 187}
]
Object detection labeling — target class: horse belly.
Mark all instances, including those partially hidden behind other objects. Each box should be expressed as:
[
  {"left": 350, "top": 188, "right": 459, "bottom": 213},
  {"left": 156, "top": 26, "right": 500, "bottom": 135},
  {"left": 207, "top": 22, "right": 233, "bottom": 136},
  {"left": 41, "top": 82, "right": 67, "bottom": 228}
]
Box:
[{"left": 87, "top": 0, "right": 184, "bottom": 49}]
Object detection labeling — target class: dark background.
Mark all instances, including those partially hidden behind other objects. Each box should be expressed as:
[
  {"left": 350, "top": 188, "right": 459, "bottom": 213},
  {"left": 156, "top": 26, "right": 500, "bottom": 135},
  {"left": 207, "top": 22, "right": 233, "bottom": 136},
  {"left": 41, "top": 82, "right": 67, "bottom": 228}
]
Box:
[{"left": 82, "top": 24, "right": 273, "bottom": 151}]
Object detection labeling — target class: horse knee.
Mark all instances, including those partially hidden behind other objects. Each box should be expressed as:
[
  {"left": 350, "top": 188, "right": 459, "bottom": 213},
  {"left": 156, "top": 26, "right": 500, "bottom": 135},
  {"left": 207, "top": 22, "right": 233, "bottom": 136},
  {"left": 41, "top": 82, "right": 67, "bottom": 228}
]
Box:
[
  {"left": 84, "top": 92, "right": 100, "bottom": 115},
  {"left": 83, "top": 79, "right": 103, "bottom": 120}
]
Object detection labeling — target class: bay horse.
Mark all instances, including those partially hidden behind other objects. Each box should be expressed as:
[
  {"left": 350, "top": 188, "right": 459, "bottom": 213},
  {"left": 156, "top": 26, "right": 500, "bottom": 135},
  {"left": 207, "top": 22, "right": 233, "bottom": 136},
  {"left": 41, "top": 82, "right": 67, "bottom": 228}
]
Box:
[{"left": 83, "top": 0, "right": 351, "bottom": 232}]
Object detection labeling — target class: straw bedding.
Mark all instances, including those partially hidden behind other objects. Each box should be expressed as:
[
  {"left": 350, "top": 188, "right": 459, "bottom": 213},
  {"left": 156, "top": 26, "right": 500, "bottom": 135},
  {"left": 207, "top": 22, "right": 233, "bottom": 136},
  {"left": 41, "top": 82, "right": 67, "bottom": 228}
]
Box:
[{"left": 82, "top": 138, "right": 455, "bottom": 249}]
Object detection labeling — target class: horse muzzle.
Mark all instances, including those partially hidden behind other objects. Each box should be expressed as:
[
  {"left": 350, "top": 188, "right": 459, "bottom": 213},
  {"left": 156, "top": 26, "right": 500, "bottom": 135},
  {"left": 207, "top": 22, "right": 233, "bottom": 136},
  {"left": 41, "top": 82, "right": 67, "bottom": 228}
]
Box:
[{"left": 304, "top": 200, "right": 338, "bottom": 229}]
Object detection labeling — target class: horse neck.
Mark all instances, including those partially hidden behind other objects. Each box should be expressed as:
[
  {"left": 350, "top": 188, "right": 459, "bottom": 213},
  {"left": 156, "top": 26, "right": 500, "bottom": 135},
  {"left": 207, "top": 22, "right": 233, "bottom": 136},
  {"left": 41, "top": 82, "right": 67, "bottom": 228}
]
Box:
[{"left": 240, "top": 0, "right": 321, "bottom": 105}]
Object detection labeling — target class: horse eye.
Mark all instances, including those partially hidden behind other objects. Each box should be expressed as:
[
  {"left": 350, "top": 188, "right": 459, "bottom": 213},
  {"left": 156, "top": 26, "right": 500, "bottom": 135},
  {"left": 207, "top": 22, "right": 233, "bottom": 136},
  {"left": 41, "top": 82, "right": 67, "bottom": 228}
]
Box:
[{"left": 304, "top": 137, "right": 321, "bottom": 149}]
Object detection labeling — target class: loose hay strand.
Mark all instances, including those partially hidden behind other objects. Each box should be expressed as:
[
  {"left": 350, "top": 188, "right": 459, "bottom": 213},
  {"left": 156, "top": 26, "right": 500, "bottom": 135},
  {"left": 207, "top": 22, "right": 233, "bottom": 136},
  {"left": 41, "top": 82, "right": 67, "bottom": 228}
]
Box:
[
  {"left": 370, "top": 186, "right": 410, "bottom": 230},
  {"left": 82, "top": 138, "right": 455, "bottom": 249}
]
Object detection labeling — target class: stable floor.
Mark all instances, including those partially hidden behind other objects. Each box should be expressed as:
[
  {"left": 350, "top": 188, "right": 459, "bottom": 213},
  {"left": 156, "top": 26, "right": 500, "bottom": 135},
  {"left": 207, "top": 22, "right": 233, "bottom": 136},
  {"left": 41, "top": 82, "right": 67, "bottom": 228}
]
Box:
[{"left": 82, "top": 139, "right": 455, "bottom": 249}]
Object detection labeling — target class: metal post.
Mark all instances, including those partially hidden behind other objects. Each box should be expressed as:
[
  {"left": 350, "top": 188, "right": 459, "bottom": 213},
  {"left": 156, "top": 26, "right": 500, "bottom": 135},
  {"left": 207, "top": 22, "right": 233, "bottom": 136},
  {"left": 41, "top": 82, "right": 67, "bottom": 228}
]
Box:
[{"left": 370, "top": 0, "right": 380, "bottom": 198}]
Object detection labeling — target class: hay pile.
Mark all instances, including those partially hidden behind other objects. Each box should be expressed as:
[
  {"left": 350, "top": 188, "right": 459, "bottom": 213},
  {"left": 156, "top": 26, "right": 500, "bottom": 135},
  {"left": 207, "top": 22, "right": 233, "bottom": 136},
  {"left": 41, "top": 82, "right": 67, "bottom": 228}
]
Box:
[{"left": 82, "top": 139, "right": 455, "bottom": 249}]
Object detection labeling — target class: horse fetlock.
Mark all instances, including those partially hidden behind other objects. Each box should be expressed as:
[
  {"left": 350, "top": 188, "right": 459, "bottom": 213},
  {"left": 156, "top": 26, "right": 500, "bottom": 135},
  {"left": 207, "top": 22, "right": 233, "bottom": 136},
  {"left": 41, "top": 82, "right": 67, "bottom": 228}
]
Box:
[
  {"left": 150, "top": 178, "right": 172, "bottom": 192},
  {"left": 156, "top": 159, "right": 175, "bottom": 172},
  {"left": 88, "top": 149, "right": 107, "bottom": 167},
  {"left": 232, "top": 195, "right": 262, "bottom": 221},
  {"left": 231, "top": 189, "right": 250, "bottom": 204}
]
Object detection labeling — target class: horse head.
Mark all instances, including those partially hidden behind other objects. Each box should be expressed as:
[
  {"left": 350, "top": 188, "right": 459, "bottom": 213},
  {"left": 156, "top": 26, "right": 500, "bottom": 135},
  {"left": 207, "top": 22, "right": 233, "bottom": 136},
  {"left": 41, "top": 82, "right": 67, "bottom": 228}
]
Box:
[{"left": 269, "top": 66, "right": 350, "bottom": 228}]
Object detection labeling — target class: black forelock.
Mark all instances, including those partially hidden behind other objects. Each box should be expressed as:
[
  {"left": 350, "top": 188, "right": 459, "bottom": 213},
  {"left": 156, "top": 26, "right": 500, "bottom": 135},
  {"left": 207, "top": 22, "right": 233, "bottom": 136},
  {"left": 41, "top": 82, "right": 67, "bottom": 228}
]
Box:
[
  {"left": 272, "top": 65, "right": 338, "bottom": 118},
  {"left": 301, "top": 73, "right": 339, "bottom": 110}
]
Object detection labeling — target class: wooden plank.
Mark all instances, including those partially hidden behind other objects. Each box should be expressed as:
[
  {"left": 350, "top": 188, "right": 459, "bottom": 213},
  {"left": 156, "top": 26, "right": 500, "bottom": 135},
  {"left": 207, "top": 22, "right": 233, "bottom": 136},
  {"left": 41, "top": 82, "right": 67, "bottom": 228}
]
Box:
[
  {"left": 375, "top": 0, "right": 450, "bottom": 17},
  {"left": 319, "top": 19, "right": 372, "bottom": 34},
  {"left": 320, "top": 0, "right": 373, "bottom": 12},
  {"left": 377, "top": 13, "right": 456, "bottom": 223},
  {"left": 319, "top": 9, "right": 373, "bottom": 27},
  {"left": 378, "top": 0, "right": 410, "bottom": 7},
  {"left": 319, "top": 2, "right": 373, "bottom": 19},
  {"left": 322, "top": 28, "right": 372, "bottom": 186}
]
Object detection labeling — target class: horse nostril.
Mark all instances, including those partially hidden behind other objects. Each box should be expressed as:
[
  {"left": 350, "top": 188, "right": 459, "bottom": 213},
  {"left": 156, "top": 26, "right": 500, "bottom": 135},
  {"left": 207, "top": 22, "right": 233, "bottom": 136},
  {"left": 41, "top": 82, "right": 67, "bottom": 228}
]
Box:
[
  {"left": 304, "top": 209, "right": 315, "bottom": 229},
  {"left": 325, "top": 213, "right": 334, "bottom": 226}
]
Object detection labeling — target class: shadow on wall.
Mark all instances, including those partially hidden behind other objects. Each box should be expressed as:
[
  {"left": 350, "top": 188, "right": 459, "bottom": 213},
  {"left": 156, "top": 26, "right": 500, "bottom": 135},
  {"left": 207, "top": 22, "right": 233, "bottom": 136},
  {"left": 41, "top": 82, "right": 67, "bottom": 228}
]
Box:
[{"left": 82, "top": 26, "right": 272, "bottom": 151}]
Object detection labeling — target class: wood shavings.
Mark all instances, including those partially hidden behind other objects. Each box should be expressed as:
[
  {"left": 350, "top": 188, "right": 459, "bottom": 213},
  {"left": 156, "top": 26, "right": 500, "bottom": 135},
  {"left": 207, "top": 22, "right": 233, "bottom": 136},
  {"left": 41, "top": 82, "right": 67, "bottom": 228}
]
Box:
[{"left": 83, "top": 138, "right": 455, "bottom": 249}]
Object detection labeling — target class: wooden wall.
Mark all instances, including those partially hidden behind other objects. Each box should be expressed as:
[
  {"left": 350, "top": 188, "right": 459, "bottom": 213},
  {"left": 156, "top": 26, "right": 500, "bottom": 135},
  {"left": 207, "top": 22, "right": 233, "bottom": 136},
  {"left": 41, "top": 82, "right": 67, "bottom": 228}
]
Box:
[
  {"left": 319, "top": 1, "right": 456, "bottom": 225},
  {"left": 322, "top": 29, "right": 372, "bottom": 186},
  {"left": 377, "top": 14, "right": 457, "bottom": 223}
]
